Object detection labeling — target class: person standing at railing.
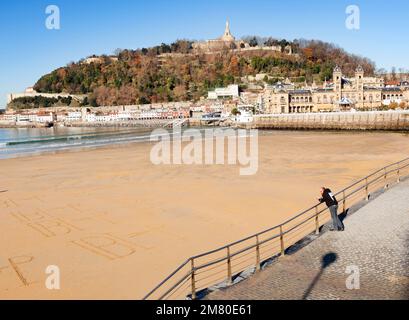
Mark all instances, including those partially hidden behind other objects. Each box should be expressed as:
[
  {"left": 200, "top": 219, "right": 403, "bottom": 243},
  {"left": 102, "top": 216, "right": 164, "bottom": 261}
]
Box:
[{"left": 319, "top": 187, "right": 345, "bottom": 232}]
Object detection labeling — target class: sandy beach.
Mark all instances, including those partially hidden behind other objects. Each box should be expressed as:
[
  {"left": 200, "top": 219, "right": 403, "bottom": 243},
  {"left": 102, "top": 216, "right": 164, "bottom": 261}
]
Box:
[{"left": 1, "top": 130, "right": 409, "bottom": 299}]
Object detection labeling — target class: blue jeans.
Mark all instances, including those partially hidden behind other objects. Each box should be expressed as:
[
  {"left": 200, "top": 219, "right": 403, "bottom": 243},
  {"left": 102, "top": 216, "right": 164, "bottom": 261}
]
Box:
[{"left": 329, "top": 205, "right": 344, "bottom": 230}]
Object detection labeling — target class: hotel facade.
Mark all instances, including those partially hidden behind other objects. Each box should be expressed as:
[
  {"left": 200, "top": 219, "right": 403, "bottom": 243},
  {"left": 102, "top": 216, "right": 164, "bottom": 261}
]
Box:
[{"left": 262, "top": 66, "right": 409, "bottom": 114}]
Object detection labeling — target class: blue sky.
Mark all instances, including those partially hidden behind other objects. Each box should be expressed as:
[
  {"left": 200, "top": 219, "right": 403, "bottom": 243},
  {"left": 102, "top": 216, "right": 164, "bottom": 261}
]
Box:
[{"left": 0, "top": 0, "right": 408, "bottom": 108}]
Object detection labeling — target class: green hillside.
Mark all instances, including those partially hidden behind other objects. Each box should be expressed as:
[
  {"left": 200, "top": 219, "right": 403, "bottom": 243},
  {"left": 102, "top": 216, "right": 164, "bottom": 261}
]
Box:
[{"left": 31, "top": 38, "right": 375, "bottom": 107}]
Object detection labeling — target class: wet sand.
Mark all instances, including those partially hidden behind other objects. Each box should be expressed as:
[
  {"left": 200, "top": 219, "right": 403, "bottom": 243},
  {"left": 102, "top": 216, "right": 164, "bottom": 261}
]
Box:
[{"left": 1, "top": 130, "right": 409, "bottom": 299}]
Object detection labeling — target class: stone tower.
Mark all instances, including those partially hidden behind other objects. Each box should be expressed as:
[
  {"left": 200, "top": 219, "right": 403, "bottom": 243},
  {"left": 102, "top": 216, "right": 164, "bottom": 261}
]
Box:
[
  {"left": 355, "top": 65, "right": 364, "bottom": 91},
  {"left": 221, "top": 19, "right": 235, "bottom": 42},
  {"left": 355, "top": 65, "right": 364, "bottom": 107},
  {"left": 333, "top": 66, "right": 342, "bottom": 96}
]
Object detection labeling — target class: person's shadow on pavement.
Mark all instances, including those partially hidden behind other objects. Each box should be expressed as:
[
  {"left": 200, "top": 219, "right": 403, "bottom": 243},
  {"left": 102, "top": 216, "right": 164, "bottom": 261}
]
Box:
[{"left": 302, "top": 252, "right": 338, "bottom": 300}]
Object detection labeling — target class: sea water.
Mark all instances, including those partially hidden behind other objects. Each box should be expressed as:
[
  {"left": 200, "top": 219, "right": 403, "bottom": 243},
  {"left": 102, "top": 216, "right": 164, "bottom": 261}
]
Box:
[{"left": 0, "top": 127, "right": 157, "bottom": 159}]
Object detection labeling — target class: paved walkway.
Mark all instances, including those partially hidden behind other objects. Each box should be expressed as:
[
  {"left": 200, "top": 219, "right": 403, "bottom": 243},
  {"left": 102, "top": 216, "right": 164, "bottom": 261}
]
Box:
[{"left": 208, "top": 180, "right": 409, "bottom": 300}]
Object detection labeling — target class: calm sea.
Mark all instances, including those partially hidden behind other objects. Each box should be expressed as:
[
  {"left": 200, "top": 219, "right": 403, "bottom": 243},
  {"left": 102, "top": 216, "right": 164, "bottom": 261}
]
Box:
[{"left": 0, "top": 127, "right": 159, "bottom": 159}]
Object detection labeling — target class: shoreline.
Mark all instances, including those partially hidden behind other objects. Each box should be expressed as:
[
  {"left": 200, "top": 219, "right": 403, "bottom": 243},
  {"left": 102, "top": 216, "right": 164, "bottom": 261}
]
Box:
[
  {"left": 0, "top": 134, "right": 154, "bottom": 160},
  {"left": 0, "top": 128, "right": 404, "bottom": 161},
  {"left": 0, "top": 123, "right": 51, "bottom": 129}
]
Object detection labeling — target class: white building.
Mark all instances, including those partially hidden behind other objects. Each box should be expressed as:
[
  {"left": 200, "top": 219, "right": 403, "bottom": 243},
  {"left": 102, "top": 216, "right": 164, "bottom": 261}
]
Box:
[
  {"left": 236, "top": 107, "right": 254, "bottom": 123},
  {"left": 139, "top": 110, "right": 160, "bottom": 119},
  {"left": 36, "top": 113, "right": 53, "bottom": 123},
  {"left": 16, "top": 114, "right": 30, "bottom": 122},
  {"left": 0, "top": 114, "right": 16, "bottom": 122},
  {"left": 66, "top": 112, "right": 82, "bottom": 121},
  {"left": 208, "top": 84, "right": 239, "bottom": 100},
  {"left": 85, "top": 114, "right": 96, "bottom": 122},
  {"left": 0, "top": 113, "right": 52, "bottom": 123},
  {"left": 94, "top": 115, "right": 112, "bottom": 122},
  {"left": 117, "top": 111, "right": 132, "bottom": 121}
]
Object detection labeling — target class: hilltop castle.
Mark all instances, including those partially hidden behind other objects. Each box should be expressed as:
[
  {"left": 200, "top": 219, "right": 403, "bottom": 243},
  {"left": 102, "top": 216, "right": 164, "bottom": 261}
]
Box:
[
  {"left": 192, "top": 20, "right": 249, "bottom": 52},
  {"left": 192, "top": 20, "right": 293, "bottom": 54}
]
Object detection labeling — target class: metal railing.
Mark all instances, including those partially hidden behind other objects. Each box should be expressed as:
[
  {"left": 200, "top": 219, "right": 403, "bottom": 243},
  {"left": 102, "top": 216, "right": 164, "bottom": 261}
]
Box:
[{"left": 143, "top": 157, "right": 409, "bottom": 300}]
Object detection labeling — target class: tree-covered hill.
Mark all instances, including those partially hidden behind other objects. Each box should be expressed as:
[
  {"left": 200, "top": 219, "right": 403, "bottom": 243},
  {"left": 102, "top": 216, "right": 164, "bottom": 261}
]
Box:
[{"left": 33, "top": 38, "right": 375, "bottom": 107}]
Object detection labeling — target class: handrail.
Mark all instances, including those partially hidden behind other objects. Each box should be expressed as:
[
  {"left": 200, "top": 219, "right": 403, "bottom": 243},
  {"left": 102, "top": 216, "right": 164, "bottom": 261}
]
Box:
[
  {"left": 143, "top": 259, "right": 191, "bottom": 300},
  {"left": 143, "top": 157, "right": 409, "bottom": 300}
]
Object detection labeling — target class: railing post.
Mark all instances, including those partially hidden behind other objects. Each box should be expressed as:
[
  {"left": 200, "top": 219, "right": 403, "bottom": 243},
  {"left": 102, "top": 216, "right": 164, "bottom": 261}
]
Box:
[
  {"left": 342, "top": 191, "right": 346, "bottom": 213},
  {"left": 280, "top": 226, "right": 285, "bottom": 256},
  {"left": 397, "top": 165, "right": 401, "bottom": 183},
  {"left": 255, "top": 236, "right": 261, "bottom": 271},
  {"left": 190, "top": 258, "right": 196, "bottom": 300},
  {"left": 384, "top": 168, "right": 389, "bottom": 189},
  {"left": 365, "top": 178, "right": 369, "bottom": 201},
  {"left": 315, "top": 207, "right": 320, "bottom": 235},
  {"left": 227, "top": 246, "right": 232, "bottom": 285}
]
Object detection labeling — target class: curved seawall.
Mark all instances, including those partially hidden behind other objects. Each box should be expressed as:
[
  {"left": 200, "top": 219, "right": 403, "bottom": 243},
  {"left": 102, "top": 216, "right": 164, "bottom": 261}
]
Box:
[{"left": 246, "top": 111, "right": 409, "bottom": 131}]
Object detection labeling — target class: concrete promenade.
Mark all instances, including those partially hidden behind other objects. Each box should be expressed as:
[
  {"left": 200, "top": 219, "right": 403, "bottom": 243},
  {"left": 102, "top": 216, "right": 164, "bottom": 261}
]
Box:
[{"left": 208, "top": 179, "right": 409, "bottom": 300}]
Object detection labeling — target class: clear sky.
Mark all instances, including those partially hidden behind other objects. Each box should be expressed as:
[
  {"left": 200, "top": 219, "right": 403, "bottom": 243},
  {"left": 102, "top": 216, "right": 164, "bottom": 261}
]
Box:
[{"left": 1, "top": 0, "right": 408, "bottom": 108}]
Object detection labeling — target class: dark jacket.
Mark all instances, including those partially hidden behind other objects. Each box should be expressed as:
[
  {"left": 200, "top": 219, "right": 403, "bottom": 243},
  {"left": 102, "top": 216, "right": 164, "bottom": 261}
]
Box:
[{"left": 319, "top": 188, "right": 338, "bottom": 207}]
